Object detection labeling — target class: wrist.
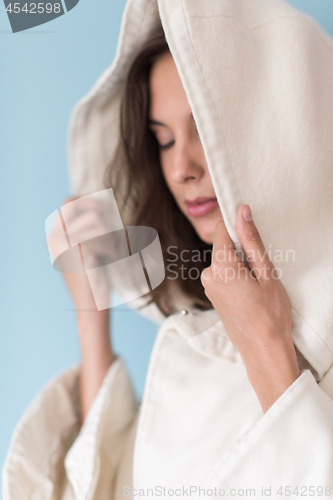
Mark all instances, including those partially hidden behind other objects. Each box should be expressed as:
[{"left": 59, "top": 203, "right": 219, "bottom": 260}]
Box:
[
  {"left": 244, "top": 338, "right": 300, "bottom": 413},
  {"left": 79, "top": 324, "right": 115, "bottom": 369},
  {"left": 77, "top": 308, "right": 110, "bottom": 334},
  {"left": 77, "top": 309, "right": 114, "bottom": 360}
]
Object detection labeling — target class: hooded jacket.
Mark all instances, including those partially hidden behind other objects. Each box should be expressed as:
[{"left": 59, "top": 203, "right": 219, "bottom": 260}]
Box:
[{"left": 2, "top": 0, "right": 333, "bottom": 499}]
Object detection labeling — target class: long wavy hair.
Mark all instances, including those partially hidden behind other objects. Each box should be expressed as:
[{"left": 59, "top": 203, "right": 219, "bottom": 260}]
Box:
[{"left": 105, "top": 28, "right": 213, "bottom": 317}]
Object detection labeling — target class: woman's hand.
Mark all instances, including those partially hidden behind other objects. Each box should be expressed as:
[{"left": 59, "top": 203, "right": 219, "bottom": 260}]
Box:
[
  {"left": 47, "top": 196, "right": 113, "bottom": 311},
  {"left": 200, "top": 205, "right": 300, "bottom": 413}
]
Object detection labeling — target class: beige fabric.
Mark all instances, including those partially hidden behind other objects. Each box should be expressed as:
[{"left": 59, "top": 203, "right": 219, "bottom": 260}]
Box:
[
  {"left": 3, "top": 0, "right": 333, "bottom": 498},
  {"left": 2, "top": 358, "right": 138, "bottom": 500},
  {"left": 67, "top": 0, "right": 333, "bottom": 380},
  {"left": 3, "top": 311, "right": 333, "bottom": 499}
]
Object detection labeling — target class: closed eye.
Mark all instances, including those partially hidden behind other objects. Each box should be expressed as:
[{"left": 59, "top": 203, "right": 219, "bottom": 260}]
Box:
[{"left": 159, "top": 140, "right": 175, "bottom": 150}]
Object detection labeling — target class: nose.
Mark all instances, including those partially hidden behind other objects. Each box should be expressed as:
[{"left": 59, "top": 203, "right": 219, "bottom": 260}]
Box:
[{"left": 169, "top": 139, "right": 205, "bottom": 184}]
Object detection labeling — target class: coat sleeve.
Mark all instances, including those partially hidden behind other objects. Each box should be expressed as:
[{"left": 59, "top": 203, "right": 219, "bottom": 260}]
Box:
[
  {"left": 1, "top": 357, "right": 138, "bottom": 500},
  {"left": 201, "top": 368, "right": 333, "bottom": 499}
]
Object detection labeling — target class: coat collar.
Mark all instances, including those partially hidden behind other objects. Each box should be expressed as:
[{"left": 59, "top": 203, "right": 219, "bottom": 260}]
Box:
[
  {"left": 163, "top": 308, "right": 245, "bottom": 366},
  {"left": 164, "top": 307, "right": 332, "bottom": 383}
]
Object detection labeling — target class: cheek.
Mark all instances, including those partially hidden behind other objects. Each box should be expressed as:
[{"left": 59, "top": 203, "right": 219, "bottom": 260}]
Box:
[
  {"left": 159, "top": 158, "right": 167, "bottom": 181},
  {"left": 160, "top": 159, "right": 177, "bottom": 197}
]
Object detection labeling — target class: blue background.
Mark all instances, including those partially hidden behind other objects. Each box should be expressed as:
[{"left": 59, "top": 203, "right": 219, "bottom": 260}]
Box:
[{"left": 1, "top": 0, "right": 333, "bottom": 492}]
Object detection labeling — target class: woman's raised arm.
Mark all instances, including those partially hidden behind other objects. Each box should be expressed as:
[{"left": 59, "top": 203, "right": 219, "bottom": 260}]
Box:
[
  {"left": 65, "top": 273, "right": 115, "bottom": 426},
  {"left": 48, "top": 197, "right": 116, "bottom": 426}
]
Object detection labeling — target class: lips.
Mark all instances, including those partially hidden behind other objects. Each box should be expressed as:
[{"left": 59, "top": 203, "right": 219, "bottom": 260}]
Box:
[{"left": 184, "top": 197, "right": 219, "bottom": 217}]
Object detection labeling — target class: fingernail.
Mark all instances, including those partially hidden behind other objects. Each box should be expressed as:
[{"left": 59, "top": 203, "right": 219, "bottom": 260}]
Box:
[{"left": 242, "top": 205, "right": 253, "bottom": 222}]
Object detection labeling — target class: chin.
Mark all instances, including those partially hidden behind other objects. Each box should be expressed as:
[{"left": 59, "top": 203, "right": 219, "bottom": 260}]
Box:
[
  {"left": 183, "top": 208, "right": 222, "bottom": 245},
  {"left": 199, "top": 235, "right": 214, "bottom": 245},
  {"left": 195, "top": 217, "right": 222, "bottom": 245},
  {"left": 192, "top": 210, "right": 223, "bottom": 245},
  {"left": 196, "top": 227, "right": 214, "bottom": 245}
]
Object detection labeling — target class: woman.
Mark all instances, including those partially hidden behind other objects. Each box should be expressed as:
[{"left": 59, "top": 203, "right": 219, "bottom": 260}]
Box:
[{"left": 3, "top": 0, "right": 333, "bottom": 498}]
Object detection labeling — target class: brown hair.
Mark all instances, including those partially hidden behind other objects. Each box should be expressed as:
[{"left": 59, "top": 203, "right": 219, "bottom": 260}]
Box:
[{"left": 105, "top": 28, "right": 213, "bottom": 317}]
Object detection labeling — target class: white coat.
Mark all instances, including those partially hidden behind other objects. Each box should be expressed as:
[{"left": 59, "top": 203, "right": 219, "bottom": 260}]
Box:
[{"left": 3, "top": 0, "right": 333, "bottom": 499}]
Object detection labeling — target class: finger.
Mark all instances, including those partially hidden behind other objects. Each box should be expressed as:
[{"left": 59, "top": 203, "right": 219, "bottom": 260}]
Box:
[
  {"left": 202, "top": 219, "right": 248, "bottom": 286},
  {"left": 211, "top": 219, "right": 237, "bottom": 267},
  {"left": 65, "top": 211, "right": 105, "bottom": 234},
  {"left": 61, "top": 198, "right": 105, "bottom": 224},
  {"left": 236, "top": 205, "right": 274, "bottom": 283},
  {"left": 63, "top": 196, "right": 77, "bottom": 204}
]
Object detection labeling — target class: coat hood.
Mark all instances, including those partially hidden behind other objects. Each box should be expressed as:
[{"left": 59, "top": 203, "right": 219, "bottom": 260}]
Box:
[{"left": 66, "top": 0, "right": 333, "bottom": 382}]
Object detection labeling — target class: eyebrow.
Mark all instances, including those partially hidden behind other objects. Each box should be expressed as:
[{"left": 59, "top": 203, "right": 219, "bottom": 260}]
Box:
[{"left": 149, "top": 112, "right": 195, "bottom": 127}]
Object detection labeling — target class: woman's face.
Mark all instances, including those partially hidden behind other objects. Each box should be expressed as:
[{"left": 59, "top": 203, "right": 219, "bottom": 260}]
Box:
[{"left": 149, "top": 52, "right": 223, "bottom": 245}]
